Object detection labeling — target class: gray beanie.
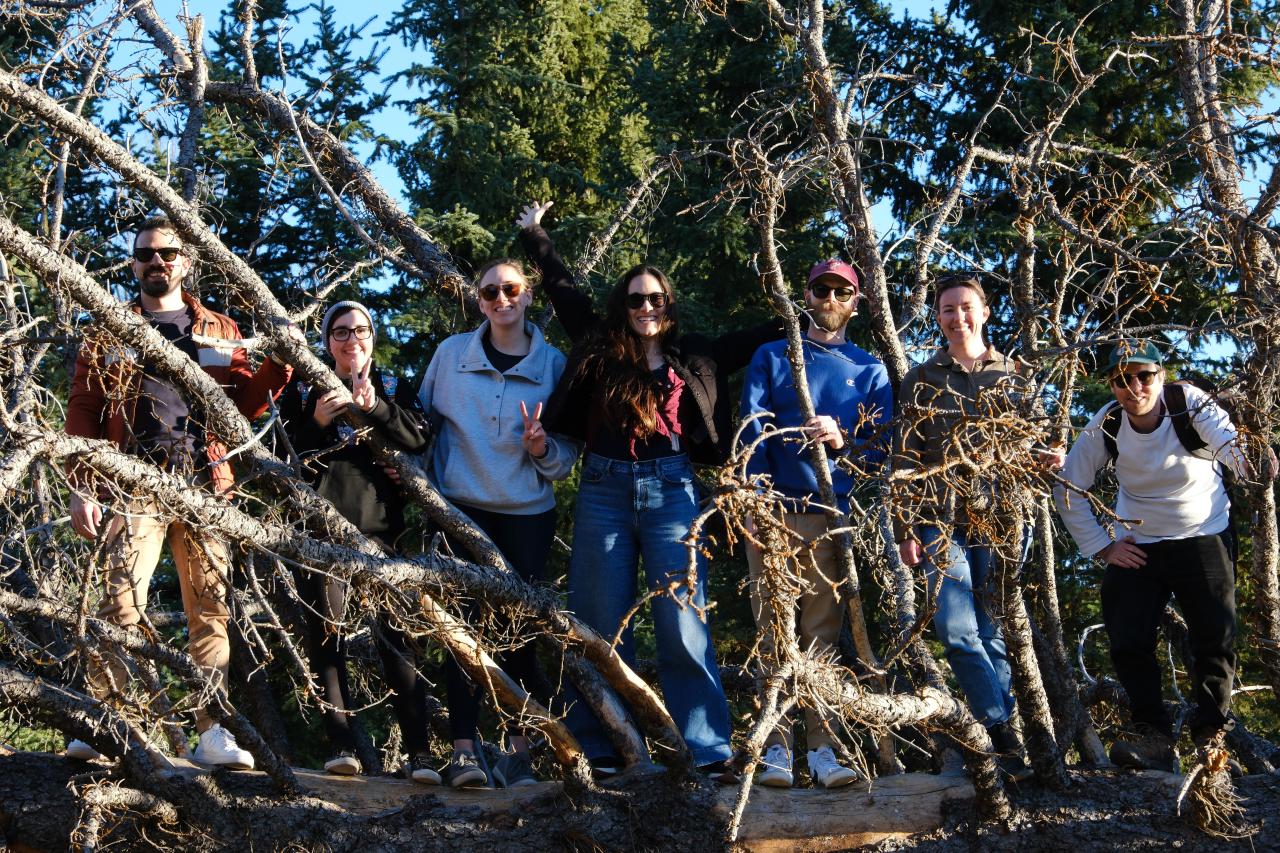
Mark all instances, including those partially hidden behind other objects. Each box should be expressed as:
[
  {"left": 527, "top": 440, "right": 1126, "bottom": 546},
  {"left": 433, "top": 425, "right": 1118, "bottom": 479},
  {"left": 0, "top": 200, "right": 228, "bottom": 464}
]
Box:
[{"left": 320, "top": 300, "right": 375, "bottom": 345}]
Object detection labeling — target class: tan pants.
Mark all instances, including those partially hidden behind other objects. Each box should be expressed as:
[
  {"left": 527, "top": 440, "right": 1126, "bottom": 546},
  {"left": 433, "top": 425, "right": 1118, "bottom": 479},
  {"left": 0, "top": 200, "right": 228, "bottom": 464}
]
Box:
[
  {"left": 746, "top": 511, "right": 847, "bottom": 751},
  {"left": 91, "top": 500, "right": 232, "bottom": 730}
]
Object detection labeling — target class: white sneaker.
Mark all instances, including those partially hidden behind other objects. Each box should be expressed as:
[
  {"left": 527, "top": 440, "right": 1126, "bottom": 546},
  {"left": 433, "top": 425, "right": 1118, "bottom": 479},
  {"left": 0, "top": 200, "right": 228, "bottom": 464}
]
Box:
[
  {"left": 807, "top": 746, "right": 859, "bottom": 789},
  {"left": 66, "top": 739, "right": 104, "bottom": 761},
  {"left": 193, "top": 725, "right": 254, "bottom": 771},
  {"left": 324, "top": 751, "right": 362, "bottom": 776},
  {"left": 757, "top": 743, "right": 794, "bottom": 788}
]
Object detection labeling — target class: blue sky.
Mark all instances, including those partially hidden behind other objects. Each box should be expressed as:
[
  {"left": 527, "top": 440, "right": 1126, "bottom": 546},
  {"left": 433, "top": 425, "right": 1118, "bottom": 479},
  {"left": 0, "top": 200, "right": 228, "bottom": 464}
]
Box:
[{"left": 176, "top": 0, "right": 944, "bottom": 234}]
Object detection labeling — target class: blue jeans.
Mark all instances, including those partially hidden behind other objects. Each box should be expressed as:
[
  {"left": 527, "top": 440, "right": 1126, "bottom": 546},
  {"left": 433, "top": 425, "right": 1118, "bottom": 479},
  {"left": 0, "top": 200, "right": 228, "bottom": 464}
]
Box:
[
  {"left": 566, "top": 453, "right": 733, "bottom": 765},
  {"left": 919, "top": 525, "right": 1015, "bottom": 726}
]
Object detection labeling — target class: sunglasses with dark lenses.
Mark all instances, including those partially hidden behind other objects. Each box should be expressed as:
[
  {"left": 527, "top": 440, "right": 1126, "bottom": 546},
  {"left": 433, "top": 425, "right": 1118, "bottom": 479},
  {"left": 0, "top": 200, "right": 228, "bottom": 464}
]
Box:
[
  {"left": 625, "top": 292, "right": 669, "bottom": 310},
  {"left": 810, "top": 282, "right": 856, "bottom": 302},
  {"left": 1111, "top": 369, "right": 1161, "bottom": 389},
  {"left": 133, "top": 247, "right": 183, "bottom": 263},
  {"left": 479, "top": 283, "right": 526, "bottom": 301},
  {"left": 330, "top": 325, "right": 373, "bottom": 342}
]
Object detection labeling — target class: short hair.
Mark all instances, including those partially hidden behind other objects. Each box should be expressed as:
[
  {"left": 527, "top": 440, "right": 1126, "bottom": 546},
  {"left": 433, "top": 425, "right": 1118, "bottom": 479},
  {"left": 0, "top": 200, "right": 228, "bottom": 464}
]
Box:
[
  {"left": 133, "top": 215, "right": 180, "bottom": 249},
  {"left": 933, "top": 272, "right": 987, "bottom": 311}
]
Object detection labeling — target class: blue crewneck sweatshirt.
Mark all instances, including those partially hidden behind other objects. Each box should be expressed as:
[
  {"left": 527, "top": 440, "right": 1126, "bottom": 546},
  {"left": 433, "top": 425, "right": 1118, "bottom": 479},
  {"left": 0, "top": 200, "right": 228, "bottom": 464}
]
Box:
[{"left": 739, "top": 337, "right": 893, "bottom": 513}]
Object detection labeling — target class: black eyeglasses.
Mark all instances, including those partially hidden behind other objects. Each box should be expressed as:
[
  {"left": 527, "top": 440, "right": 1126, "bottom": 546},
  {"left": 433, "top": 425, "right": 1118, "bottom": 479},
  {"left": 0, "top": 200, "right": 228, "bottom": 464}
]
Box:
[
  {"left": 133, "top": 247, "right": 183, "bottom": 263},
  {"left": 810, "top": 282, "right": 856, "bottom": 303},
  {"left": 330, "top": 325, "right": 373, "bottom": 342},
  {"left": 479, "top": 283, "right": 526, "bottom": 301},
  {"left": 1111, "top": 370, "right": 1160, "bottom": 389},
  {"left": 625, "top": 292, "right": 669, "bottom": 310}
]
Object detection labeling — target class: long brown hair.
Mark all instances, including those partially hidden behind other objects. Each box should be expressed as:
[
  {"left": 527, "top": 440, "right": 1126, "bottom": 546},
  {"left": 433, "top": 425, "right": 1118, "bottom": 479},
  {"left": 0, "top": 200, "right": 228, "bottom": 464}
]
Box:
[{"left": 580, "top": 264, "right": 681, "bottom": 437}]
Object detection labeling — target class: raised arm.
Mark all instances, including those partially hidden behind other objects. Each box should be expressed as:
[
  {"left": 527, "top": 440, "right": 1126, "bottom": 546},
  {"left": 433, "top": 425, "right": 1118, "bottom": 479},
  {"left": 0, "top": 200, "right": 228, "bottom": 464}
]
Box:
[
  {"left": 516, "top": 202, "right": 598, "bottom": 343},
  {"left": 708, "top": 317, "right": 788, "bottom": 378}
]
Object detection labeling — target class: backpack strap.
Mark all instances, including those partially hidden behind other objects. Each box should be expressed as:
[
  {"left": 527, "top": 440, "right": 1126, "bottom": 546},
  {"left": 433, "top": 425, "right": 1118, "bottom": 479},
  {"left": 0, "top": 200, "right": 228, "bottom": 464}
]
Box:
[
  {"left": 1101, "top": 402, "right": 1122, "bottom": 463},
  {"left": 1164, "top": 382, "right": 1208, "bottom": 455}
]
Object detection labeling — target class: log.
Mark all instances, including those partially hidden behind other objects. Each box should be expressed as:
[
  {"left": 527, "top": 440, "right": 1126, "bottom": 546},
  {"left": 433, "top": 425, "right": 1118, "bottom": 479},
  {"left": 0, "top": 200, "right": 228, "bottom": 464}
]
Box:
[
  {"left": 154, "top": 757, "right": 563, "bottom": 817},
  {"left": 715, "top": 771, "right": 975, "bottom": 852}
]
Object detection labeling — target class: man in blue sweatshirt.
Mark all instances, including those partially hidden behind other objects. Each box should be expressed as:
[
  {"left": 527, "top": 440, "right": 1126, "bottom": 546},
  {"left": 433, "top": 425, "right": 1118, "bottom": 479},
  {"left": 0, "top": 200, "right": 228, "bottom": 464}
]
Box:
[{"left": 739, "top": 259, "right": 893, "bottom": 789}]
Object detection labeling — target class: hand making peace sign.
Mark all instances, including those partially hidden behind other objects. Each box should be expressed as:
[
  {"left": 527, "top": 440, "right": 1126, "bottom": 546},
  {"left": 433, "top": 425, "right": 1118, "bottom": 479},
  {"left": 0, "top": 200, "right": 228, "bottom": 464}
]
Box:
[
  {"left": 350, "top": 352, "right": 376, "bottom": 412},
  {"left": 521, "top": 400, "right": 547, "bottom": 459}
]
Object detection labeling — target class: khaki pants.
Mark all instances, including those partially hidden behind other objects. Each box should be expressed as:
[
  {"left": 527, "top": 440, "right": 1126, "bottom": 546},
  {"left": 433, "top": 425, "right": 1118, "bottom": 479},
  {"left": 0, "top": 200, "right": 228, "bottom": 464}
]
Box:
[
  {"left": 746, "top": 511, "right": 848, "bottom": 751},
  {"left": 91, "top": 500, "right": 232, "bottom": 730}
]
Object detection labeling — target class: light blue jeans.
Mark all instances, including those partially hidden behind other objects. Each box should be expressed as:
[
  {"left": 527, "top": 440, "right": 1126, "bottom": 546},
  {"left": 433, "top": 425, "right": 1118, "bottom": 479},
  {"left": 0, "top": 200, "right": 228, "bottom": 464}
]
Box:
[
  {"left": 919, "top": 525, "right": 1015, "bottom": 726},
  {"left": 565, "top": 453, "right": 733, "bottom": 766}
]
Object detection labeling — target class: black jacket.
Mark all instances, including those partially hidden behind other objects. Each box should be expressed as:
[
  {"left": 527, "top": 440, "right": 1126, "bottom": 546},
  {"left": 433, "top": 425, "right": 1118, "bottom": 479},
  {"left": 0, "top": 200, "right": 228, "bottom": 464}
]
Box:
[
  {"left": 276, "top": 367, "right": 428, "bottom": 539},
  {"left": 520, "top": 225, "right": 784, "bottom": 465}
]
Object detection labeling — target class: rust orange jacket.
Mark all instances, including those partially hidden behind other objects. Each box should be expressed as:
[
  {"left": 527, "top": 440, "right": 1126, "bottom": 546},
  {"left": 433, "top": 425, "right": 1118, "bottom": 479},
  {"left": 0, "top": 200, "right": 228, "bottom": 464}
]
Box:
[{"left": 65, "top": 290, "right": 291, "bottom": 494}]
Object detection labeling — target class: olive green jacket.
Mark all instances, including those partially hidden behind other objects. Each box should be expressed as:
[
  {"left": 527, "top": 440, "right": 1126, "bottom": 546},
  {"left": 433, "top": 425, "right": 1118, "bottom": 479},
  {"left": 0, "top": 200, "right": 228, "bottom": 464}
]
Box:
[{"left": 891, "top": 347, "right": 1039, "bottom": 542}]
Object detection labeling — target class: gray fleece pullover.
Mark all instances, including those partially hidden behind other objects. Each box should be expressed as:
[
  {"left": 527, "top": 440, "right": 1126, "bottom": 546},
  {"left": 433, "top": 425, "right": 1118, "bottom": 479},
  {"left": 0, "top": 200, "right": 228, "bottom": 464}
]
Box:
[{"left": 418, "top": 320, "right": 578, "bottom": 514}]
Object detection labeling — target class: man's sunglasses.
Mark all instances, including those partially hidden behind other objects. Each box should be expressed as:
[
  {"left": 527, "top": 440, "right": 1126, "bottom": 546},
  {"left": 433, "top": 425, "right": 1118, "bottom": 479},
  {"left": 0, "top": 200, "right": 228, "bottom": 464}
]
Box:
[
  {"left": 479, "top": 283, "right": 526, "bottom": 301},
  {"left": 133, "top": 247, "right": 183, "bottom": 263},
  {"left": 330, "top": 325, "right": 373, "bottom": 342},
  {"left": 810, "top": 282, "right": 856, "bottom": 303},
  {"left": 625, "top": 292, "right": 669, "bottom": 310},
  {"left": 1111, "top": 369, "right": 1161, "bottom": 389}
]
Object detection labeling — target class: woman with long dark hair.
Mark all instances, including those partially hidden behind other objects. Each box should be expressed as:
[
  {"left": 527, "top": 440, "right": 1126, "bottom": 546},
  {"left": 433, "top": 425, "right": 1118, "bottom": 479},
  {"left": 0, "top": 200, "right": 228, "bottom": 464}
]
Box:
[{"left": 517, "top": 201, "right": 783, "bottom": 779}]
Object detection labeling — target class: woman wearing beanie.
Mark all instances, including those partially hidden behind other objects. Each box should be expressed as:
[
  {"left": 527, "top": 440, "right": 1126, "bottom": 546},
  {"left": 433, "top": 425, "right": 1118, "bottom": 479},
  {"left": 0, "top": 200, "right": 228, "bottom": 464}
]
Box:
[
  {"left": 516, "top": 201, "right": 785, "bottom": 782},
  {"left": 417, "top": 257, "right": 578, "bottom": 789},
  {"left": 277, "top": 300, "right": 442, "bottom": 783}
]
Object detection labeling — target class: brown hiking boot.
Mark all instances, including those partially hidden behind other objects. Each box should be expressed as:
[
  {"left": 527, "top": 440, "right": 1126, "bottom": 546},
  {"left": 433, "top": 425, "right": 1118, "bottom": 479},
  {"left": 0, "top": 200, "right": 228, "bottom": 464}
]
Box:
[{"left": 1110, "top": 725, "right": 1177, "bottom": 772}]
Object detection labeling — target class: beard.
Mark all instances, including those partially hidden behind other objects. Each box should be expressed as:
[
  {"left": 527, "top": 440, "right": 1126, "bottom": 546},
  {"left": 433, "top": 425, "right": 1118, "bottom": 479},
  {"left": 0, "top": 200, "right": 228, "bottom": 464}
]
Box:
[
  {"left": 140, "top": 273, "right": 179, "bottom": 299},
  {"left": 810, "top": 304, "right": 853, "bottom": 333}
]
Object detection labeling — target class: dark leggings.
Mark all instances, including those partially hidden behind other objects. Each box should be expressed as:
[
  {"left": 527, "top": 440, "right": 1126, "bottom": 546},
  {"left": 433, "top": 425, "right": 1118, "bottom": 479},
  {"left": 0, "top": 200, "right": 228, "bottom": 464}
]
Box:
[
  {"left": 295, "top": 567, "right": 434, "bottom": 756},
  {"left": 441, "top": 503, "right": 557, "bottom": 743}
]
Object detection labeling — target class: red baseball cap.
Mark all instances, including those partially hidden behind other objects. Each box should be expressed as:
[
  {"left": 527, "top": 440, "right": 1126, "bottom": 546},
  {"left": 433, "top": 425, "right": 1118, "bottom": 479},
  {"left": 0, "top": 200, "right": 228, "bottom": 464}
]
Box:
[{"left": 807, "top": 259, "right": 860, "bottom": 292}]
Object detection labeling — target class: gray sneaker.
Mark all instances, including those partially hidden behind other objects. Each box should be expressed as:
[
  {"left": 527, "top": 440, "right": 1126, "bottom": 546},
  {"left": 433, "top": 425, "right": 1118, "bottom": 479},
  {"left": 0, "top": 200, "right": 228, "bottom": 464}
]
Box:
[
  {"left": 443, "top": 749, "right": 488, "bottom": 788},
  {"left": 492, "top": 751, "right": 538, "bottom": 788}
]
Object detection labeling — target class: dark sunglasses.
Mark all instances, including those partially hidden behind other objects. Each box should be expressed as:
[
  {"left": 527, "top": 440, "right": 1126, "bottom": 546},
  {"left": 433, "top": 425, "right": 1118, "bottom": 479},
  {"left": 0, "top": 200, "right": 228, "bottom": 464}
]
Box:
[
  {"left": 810, "top": 282, "right": 856, "bottom": 303},
  {"left": 133, "top": 246, "right": 183, "bottom": 263},
  {"left": 1111, "top": 369, "right": 1161, "bottom": 389},
  {"left": 625, "top": 292, "right": 669, "bottom": 310},
  {"left": 479, "top": 283, "right": 526, "bottom": 301},
  {"left": 330, "top": 325, "right": 373, "bottom": 342}
]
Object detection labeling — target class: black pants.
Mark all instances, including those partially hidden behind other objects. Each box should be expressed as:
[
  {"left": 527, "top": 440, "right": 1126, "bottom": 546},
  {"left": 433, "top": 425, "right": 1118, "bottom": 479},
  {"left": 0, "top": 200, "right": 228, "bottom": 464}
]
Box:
[
  {"left": 295, "top": 567, "right": 434, "bottom": 756},
  {"left": 1101, "top": 532, "right": 1236, "bottom": 737},
  {"left": 440, "top": 503, "right": 557, "bottom": 743}
]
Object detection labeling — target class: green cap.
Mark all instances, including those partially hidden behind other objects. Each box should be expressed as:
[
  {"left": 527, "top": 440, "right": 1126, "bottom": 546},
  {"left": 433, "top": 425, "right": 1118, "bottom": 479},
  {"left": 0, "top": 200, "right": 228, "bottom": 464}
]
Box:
[{"left": 1101, "top": 339, "right": 1163, "bottom": 374}]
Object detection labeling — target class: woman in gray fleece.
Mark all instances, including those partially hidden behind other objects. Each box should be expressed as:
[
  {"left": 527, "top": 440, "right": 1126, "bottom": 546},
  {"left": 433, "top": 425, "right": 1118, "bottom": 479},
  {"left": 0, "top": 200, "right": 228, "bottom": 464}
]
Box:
[{"left": 417, "top": 257, "right": 578, "bottom": 788}]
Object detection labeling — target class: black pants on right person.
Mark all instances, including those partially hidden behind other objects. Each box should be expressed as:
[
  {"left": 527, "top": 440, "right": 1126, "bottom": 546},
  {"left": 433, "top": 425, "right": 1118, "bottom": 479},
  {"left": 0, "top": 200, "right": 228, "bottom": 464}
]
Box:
[{"left": 1101, "top": 531, "right": 1235, "bottom": 738}]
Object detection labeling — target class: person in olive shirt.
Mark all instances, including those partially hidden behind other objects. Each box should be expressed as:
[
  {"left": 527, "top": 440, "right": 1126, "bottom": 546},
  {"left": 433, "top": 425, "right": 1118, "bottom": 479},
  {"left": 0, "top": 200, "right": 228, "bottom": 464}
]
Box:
[{"left": 893, "top": 273, "right": 1062, "bottom": 782}]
